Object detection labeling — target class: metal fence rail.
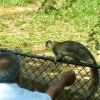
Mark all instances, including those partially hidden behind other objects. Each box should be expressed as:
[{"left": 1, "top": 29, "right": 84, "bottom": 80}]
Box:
[{"left": 0, "top": 48, "right": 100, "bottom": 100}]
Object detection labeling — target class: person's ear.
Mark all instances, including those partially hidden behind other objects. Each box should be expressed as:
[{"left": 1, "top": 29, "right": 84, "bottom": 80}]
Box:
[{"left": 17, "top": 71, "right": 22, "bottom": 85}]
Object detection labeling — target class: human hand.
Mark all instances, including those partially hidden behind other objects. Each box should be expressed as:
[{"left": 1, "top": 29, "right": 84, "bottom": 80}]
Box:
[
  {"left": 60, "top": 70, "right": 76, "bottom": 86},
  {"left": 46, "top": 70, "right": 76, "bottom": 100}
]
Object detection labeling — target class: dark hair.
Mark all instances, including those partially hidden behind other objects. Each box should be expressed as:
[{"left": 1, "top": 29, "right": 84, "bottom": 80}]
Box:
[{"left": 0, "top": 52, "right": 21, "bottom": 83}]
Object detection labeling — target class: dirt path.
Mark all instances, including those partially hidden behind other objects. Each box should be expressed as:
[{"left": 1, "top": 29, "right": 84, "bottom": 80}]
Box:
[{"left": 0, "top": 4, "right": 40, "bottom": 15}]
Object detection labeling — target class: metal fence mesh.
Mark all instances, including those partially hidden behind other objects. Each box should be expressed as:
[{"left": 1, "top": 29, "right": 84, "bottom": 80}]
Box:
[{"left": 0, "top": 48, "right": 100, "bottom": 100}]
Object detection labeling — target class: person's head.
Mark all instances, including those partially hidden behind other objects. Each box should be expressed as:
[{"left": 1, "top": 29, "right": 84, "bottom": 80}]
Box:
[{"left": 0, "top": 52, "right": 22, "bottom": 84}]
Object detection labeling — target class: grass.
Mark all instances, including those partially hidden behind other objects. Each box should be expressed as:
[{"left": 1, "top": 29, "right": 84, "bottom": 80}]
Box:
[
  {"left": 0, "top": 0, "right": 36, "bottom": 8},
  {"left": 0, "top": 0, "right": 100, "bottom": 64}
]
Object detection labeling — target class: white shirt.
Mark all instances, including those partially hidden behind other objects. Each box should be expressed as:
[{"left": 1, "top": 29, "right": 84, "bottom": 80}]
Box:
[{"left": 0, "top": 83, "right": 52, "bottom": 100}]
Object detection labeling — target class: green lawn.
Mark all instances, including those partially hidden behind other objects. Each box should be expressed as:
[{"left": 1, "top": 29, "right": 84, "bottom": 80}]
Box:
[{"left": 0, "top": 0, "right": 100, "bottom": 64}]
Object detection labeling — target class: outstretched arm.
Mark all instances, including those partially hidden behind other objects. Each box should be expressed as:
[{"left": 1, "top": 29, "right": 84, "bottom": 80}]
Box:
[{"left": 46, "top": 70, "right": 76, "bottom": 100}]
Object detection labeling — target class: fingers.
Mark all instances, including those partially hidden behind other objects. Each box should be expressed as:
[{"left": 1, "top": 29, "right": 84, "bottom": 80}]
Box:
[
  {"left": 62, "top": 70, "right": 75, "bottom": 75},
  {"left": 61, "top": 70, "right": 76, "bottom": 86}
]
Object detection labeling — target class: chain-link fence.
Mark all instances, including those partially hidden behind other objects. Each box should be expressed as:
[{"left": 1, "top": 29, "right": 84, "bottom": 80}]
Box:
[{"left": 0, "top": 48, "right": 100, "bottom": 100}]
